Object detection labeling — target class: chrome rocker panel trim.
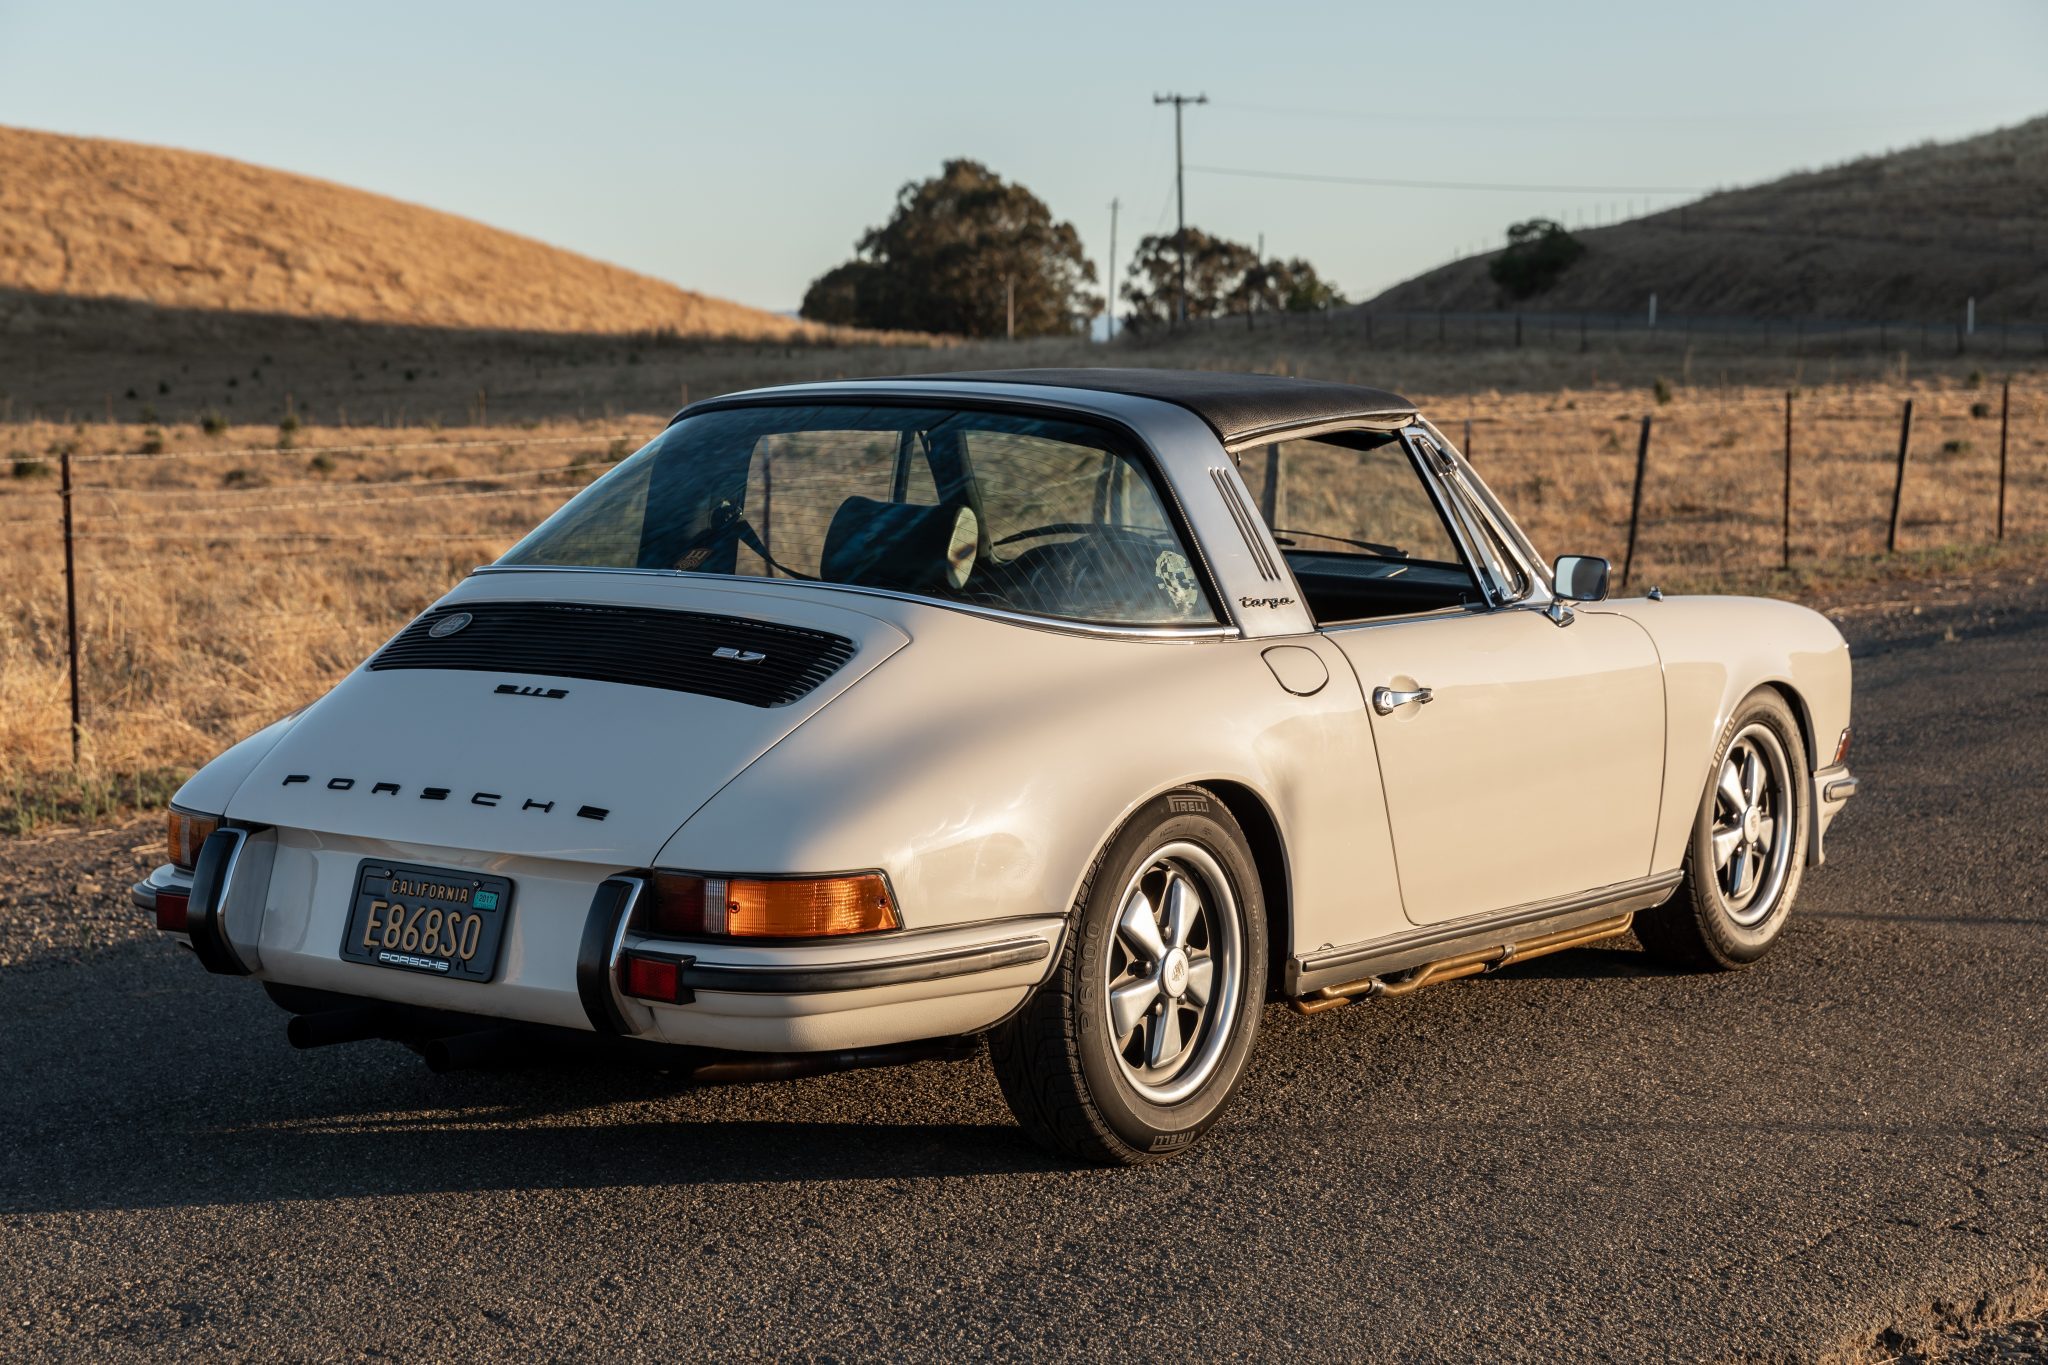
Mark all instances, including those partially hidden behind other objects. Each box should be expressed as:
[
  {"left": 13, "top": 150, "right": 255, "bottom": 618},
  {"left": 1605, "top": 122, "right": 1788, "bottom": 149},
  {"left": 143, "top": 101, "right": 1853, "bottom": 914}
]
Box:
[{"left": 1286, "top": 871, "right": 1685, "bottom": 997}]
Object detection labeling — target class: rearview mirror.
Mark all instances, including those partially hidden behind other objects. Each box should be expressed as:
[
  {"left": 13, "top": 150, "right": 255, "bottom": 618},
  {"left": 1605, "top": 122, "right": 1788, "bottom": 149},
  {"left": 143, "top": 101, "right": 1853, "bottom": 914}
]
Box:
[{"left": 1553, "top": 555, "right": 1610, "bottom": 603}]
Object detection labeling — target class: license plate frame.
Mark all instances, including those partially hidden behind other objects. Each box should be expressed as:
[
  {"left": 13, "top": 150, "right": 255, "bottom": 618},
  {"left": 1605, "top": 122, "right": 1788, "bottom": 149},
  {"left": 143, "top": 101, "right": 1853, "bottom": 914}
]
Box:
[{"left": 338, "top": 859, "right": 514, "bottom": 984}]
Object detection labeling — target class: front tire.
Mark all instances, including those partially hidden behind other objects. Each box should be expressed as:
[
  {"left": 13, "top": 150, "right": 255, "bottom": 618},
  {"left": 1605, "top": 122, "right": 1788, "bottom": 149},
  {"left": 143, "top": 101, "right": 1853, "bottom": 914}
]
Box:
[
  {"left": 1636, "top": 688, "right": 1810, "bottom": 970},
  {"left": 990, "top": 788, "right": 1267, "bottom": 1165}
]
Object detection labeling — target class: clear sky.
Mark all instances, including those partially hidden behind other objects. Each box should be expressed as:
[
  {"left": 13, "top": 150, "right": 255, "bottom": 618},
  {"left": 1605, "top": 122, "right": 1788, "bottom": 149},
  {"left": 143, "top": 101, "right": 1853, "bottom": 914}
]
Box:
[{"left": 3, "top": 0, "right": 2044, "bottom": 316}]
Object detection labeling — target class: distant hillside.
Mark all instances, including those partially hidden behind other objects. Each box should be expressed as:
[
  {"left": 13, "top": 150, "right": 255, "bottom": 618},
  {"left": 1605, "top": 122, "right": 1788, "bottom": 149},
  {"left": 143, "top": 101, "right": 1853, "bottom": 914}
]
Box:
[
  {"left": 1366, "top": 115, "right": 2048, "bottom": 322},
  {"left": 0, "top": 125, "right": 870, "bottom": 340}
]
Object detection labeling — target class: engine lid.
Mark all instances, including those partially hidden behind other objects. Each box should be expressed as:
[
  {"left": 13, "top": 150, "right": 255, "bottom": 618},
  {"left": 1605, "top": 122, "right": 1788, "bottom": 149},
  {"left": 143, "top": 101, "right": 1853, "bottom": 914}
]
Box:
[{"left": 229, "top": 572, "right": 912, "bottom": 866}]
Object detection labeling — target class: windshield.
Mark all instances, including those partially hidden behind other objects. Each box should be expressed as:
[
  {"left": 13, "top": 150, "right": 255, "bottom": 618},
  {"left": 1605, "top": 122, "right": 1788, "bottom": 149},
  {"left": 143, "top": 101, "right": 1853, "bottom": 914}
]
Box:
[{"left": 498, "top": 403, "right": 1218, "bottom": 627}]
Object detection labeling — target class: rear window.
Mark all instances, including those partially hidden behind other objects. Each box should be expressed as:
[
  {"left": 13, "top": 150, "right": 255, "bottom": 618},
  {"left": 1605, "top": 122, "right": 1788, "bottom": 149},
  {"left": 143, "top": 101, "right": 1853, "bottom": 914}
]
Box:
[{"left": 498, "top": 403, "right": 1217, "bottom": 628}]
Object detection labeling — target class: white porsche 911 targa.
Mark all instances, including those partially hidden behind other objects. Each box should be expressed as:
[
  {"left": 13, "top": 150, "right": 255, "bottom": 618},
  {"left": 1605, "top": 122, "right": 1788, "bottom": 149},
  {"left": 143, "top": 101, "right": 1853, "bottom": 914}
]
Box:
[{"left": 136, "top": 369, "right": 1857, "bottom": 1164}]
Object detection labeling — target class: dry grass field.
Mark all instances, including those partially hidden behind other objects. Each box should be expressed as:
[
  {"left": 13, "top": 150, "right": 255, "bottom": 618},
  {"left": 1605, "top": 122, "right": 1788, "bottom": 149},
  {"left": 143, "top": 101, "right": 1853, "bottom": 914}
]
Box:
[
  {"left": 1369, "top": 114, "right": 2048, "bottom": 320},
  {"left": 3, "top": 363, "right": 2040, "bottom": 831},
  {"left": 0, "top": 125, "right": 900, "bottom": 342}
]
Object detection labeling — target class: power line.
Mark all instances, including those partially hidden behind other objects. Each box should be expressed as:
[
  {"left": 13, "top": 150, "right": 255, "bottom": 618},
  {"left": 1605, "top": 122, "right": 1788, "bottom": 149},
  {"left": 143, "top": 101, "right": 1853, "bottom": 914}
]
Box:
[{"left": 1189, "top": 163, "right": 1706, "bottom": 196}]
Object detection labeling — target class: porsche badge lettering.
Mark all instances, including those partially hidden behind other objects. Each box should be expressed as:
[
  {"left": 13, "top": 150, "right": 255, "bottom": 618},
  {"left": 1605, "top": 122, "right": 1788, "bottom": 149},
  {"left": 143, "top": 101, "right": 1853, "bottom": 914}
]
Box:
[
  {"left": 713, "top": 646, "right": 768, "bottom": 663},
  {"left": 279, "top": 773, "right": 608, "bottom": 820},
  {"left": 494, "top": 683, "right": 569, "bottom": 699}
]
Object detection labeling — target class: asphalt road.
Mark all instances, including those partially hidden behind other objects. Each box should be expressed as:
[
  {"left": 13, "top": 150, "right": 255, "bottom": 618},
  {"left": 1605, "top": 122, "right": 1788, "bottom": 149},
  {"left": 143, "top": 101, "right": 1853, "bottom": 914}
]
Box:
[{"left": 5, "top": 577, "right": 2047, "bottom": 1361}]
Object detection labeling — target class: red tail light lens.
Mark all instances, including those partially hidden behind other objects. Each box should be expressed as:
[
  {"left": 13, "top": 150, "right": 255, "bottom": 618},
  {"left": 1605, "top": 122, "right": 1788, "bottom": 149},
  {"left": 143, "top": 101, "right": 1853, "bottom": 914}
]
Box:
[
  {"left": 643, "top": 871, "right": 899, "bottom": 940},
  {"left": 154, "top": 890, "right": 190, "bottom": 934},
  {"left": 620, "top": 952, "right": 686, "bottom": 1003}
]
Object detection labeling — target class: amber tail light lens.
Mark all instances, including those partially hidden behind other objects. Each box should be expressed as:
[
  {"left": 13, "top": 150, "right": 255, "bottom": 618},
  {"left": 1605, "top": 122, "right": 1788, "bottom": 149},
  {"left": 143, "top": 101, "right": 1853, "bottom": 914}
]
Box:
[
  {"left": 1833, "top": 727, "right": 1853, "bottom": 766},
  {"left": 167, "top": 807, "right": 221, "bottom": 872},
  {"left": 643, "top": 871, "right": 899, "bottom": 940}
]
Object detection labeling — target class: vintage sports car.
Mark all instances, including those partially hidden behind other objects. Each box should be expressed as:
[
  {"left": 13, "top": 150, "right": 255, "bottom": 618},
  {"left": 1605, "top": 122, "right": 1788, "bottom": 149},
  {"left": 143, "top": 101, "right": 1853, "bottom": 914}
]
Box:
[{"left": 137, "top": 369, "right": 1858, "bottom": 1163}]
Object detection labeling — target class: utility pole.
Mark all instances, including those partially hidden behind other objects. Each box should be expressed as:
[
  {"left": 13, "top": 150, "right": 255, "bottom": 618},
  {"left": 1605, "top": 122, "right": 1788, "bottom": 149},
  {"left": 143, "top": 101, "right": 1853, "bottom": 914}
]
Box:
[
  {"left": 1106, "top": 198, "right": 1120, "bottom": 342},
  {"left": 1154, "top": 91, "right": 1207, "bottom": 326}
]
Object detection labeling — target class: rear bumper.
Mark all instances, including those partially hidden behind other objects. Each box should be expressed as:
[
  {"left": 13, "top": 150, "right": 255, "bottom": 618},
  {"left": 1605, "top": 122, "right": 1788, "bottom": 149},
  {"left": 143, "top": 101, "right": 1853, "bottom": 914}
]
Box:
[
  {"left": 139, "top": 830, "right": 1063, "bottom": 1054},
  {"left": 132, "top": 865, "right": 193, "bottom": 915}
]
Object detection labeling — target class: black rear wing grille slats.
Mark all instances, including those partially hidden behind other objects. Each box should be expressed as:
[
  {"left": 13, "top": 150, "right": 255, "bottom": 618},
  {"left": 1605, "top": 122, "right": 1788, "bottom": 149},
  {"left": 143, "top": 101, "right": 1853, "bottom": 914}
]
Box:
[{"left": 369, "top": 602, "right": 856, "bottom": 708}]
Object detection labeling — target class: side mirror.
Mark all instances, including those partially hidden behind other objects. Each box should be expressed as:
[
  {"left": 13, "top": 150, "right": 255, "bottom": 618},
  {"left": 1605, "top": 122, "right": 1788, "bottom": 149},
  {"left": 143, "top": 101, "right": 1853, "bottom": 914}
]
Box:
[{"left": 1553, "top": 555, "right": 1611, "bottom": 603}]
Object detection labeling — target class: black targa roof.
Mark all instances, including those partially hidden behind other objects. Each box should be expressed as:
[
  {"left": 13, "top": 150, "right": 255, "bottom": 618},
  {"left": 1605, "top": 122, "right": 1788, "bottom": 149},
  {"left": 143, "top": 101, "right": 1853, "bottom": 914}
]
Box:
[{"left": 904, "top": 368, "right": 1417, "bottom": 444}]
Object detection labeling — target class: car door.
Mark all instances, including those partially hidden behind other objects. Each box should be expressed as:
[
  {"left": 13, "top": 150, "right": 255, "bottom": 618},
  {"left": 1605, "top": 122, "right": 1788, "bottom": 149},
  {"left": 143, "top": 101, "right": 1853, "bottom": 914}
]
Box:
[{"left": 1283, "top": 430, "right": 1665, "bottom": 927}]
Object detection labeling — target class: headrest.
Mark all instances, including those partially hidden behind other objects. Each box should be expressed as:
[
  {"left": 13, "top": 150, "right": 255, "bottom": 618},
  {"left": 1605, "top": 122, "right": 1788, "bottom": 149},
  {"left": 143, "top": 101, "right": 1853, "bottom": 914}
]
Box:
[{"left": 820, "top": 497, "right": 979, "bottom": 593}]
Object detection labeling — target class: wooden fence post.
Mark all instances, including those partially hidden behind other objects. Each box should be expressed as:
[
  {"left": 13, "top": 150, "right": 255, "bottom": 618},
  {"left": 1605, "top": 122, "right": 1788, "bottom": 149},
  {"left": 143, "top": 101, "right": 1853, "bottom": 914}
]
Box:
[
  {"left": 60, "top": 444, "right": 81, "bottom": 766},
  {"left": 1887, "top": 398, "right": 1914, "bottom": 554},
  {"left": 1997, "top": 379, "right": 2010, "bottom": 540},
  {"left": 1259, "top": 443, "right": 1282, "bottom": 525},
  {"left": 1621, "top": 414, "right": 1653, "bottom": 589},
  {"left": 1782, "top": 390, "right": 1794, "bottom": 569}
]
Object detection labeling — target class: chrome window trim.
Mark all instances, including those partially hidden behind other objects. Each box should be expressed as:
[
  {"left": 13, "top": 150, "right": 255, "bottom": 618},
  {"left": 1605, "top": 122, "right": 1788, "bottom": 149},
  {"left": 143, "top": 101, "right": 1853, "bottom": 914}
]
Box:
[
  {"left": 1315, "top": 604, "right": 1474, "bottom": 636},
  {"left": 1416, "top": 418, "right": 1553, "bottom": 601},
  {"left": 469, "top": 565, "right": 1242, "bottom": 642},
  {"left": 1394, "top": 429, "right": 1504, "bottom": 609},
  {"left": 1402, "top": 427, "right": 1546, "bottom": 610}
]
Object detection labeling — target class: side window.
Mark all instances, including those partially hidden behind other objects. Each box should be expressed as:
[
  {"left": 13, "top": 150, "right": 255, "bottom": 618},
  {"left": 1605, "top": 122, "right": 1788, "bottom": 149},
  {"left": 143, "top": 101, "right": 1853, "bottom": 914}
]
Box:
[{"left": 1235, "top": 433, "right": 1479, "bottom": 625}]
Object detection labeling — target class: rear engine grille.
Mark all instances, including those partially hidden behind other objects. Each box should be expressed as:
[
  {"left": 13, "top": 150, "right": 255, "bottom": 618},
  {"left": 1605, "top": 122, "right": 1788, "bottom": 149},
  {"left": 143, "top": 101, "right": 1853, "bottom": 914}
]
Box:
[{"left": 369, "top": 602, "right": 857, "bottom": 708}]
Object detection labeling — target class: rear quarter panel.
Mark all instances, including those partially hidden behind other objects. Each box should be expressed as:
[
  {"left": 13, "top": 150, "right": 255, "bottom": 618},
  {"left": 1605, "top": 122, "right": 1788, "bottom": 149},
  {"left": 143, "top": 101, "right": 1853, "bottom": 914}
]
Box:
[{"left": 656, "top": 607, "right": 1396, "bottom": 962}]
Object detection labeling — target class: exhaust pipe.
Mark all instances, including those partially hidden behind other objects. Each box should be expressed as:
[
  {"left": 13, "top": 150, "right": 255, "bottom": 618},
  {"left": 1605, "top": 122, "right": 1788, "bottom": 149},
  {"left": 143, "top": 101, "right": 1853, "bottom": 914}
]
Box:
[
  {"left": 1292, "top": 912, "right": 1636, "bottom": 1016},
  {"left": 287, "top": 1005, "right": 400, "bottom": 1049},
  {"left": 417, "top": 1026, "right": 524, "bottom": 1074}
]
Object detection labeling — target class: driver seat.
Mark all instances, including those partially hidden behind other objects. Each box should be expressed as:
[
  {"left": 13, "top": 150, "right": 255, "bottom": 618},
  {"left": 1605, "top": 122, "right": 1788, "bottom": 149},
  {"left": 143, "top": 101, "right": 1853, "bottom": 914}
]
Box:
[{"left": 820, "top": 497, "right": 979, "bottom": 594}]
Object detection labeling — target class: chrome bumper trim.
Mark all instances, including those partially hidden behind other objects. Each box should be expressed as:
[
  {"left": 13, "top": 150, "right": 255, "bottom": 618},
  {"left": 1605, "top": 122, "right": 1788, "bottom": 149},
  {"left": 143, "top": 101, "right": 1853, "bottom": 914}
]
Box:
[
  {"left": 131, "top": 864, "right": 194, "bottom": 916},
  {"left": 626, "top": 936, "right": 1053, "bottom": 996}
]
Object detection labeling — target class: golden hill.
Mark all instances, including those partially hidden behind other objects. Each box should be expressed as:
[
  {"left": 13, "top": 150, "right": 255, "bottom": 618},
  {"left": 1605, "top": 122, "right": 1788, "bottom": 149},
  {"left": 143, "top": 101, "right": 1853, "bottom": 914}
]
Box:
[
  {"left": 1365, "top": 115, "right": 2048, "bottom": 322},
  {"left": 0, "top": 124, "right": 855, "bottom": 340}
]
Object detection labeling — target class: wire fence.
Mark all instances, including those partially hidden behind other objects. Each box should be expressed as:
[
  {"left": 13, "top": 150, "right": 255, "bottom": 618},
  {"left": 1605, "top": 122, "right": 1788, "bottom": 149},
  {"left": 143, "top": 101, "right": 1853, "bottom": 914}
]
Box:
[
  {"left": 3, "top": 430, "right": 647, "bottom": 764},
  {"left": 1, "top": 387, "right": 2039, "bottom": 773},
  {"left": 1184, "top": 304, "right": 2048, "bottom": 359}
]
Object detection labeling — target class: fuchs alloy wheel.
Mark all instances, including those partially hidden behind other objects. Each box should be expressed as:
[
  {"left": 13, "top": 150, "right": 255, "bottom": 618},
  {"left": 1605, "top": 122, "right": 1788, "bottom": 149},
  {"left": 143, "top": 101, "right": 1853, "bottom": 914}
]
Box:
[
  {"left": 1637, "top": 689, "right": 1811, "bottom": 970},
  {"left": 990, "top": 788, "right": 1267, "bottom": 1165}
]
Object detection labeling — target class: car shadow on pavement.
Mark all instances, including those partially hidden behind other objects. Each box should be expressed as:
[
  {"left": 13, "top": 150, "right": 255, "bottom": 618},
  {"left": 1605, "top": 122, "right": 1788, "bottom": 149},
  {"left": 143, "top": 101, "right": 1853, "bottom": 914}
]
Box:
[{"left": 1470, "top": 945, "right": 1689, "bottom": 982}]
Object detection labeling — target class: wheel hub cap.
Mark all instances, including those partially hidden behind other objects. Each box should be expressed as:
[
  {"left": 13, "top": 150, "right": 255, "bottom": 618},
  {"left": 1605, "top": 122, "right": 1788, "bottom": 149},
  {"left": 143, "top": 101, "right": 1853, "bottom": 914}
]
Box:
[
  {"left": 1161, "top": 947, "right": 1190, "bottom": 998},
  {"left": 1710, "top": 727, "right": 1796, "bottom": 927},
  {"left": 1101, "top": 844, "right": 1245, "bottom": 1105}
]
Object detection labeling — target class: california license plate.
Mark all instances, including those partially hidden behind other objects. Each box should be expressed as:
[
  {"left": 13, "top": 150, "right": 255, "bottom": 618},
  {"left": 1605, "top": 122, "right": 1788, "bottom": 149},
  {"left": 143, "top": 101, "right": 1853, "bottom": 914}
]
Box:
[{"left": 339, "top": 860, "right": 513, "bottom": 983}]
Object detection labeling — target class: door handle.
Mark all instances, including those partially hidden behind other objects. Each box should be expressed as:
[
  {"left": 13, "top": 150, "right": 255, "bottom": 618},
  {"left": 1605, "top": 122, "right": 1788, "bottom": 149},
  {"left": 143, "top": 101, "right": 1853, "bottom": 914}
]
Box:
[{"left": 1372, "top": 685, "right": 1434, "bottom": 715}]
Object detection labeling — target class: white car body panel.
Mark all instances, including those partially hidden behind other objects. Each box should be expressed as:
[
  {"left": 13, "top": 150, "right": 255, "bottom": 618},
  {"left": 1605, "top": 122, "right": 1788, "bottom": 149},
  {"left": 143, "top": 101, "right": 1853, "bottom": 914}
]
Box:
[
  {"left": 149, "top": 373, "right": 1856, "bottom": 1056},
  {"left": 1325, "top": 606, "right": 1665, "bottom": 925}
]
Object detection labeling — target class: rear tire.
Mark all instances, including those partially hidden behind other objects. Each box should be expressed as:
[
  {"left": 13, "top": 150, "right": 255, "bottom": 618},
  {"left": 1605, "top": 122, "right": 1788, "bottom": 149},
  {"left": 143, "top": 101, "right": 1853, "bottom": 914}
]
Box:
[
  {"left": 1636, "top": 688, "right": 1810, "bottom": 970},
  {"left": 990, "top": 788, "right": 1267, "bottom": 1165}
]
